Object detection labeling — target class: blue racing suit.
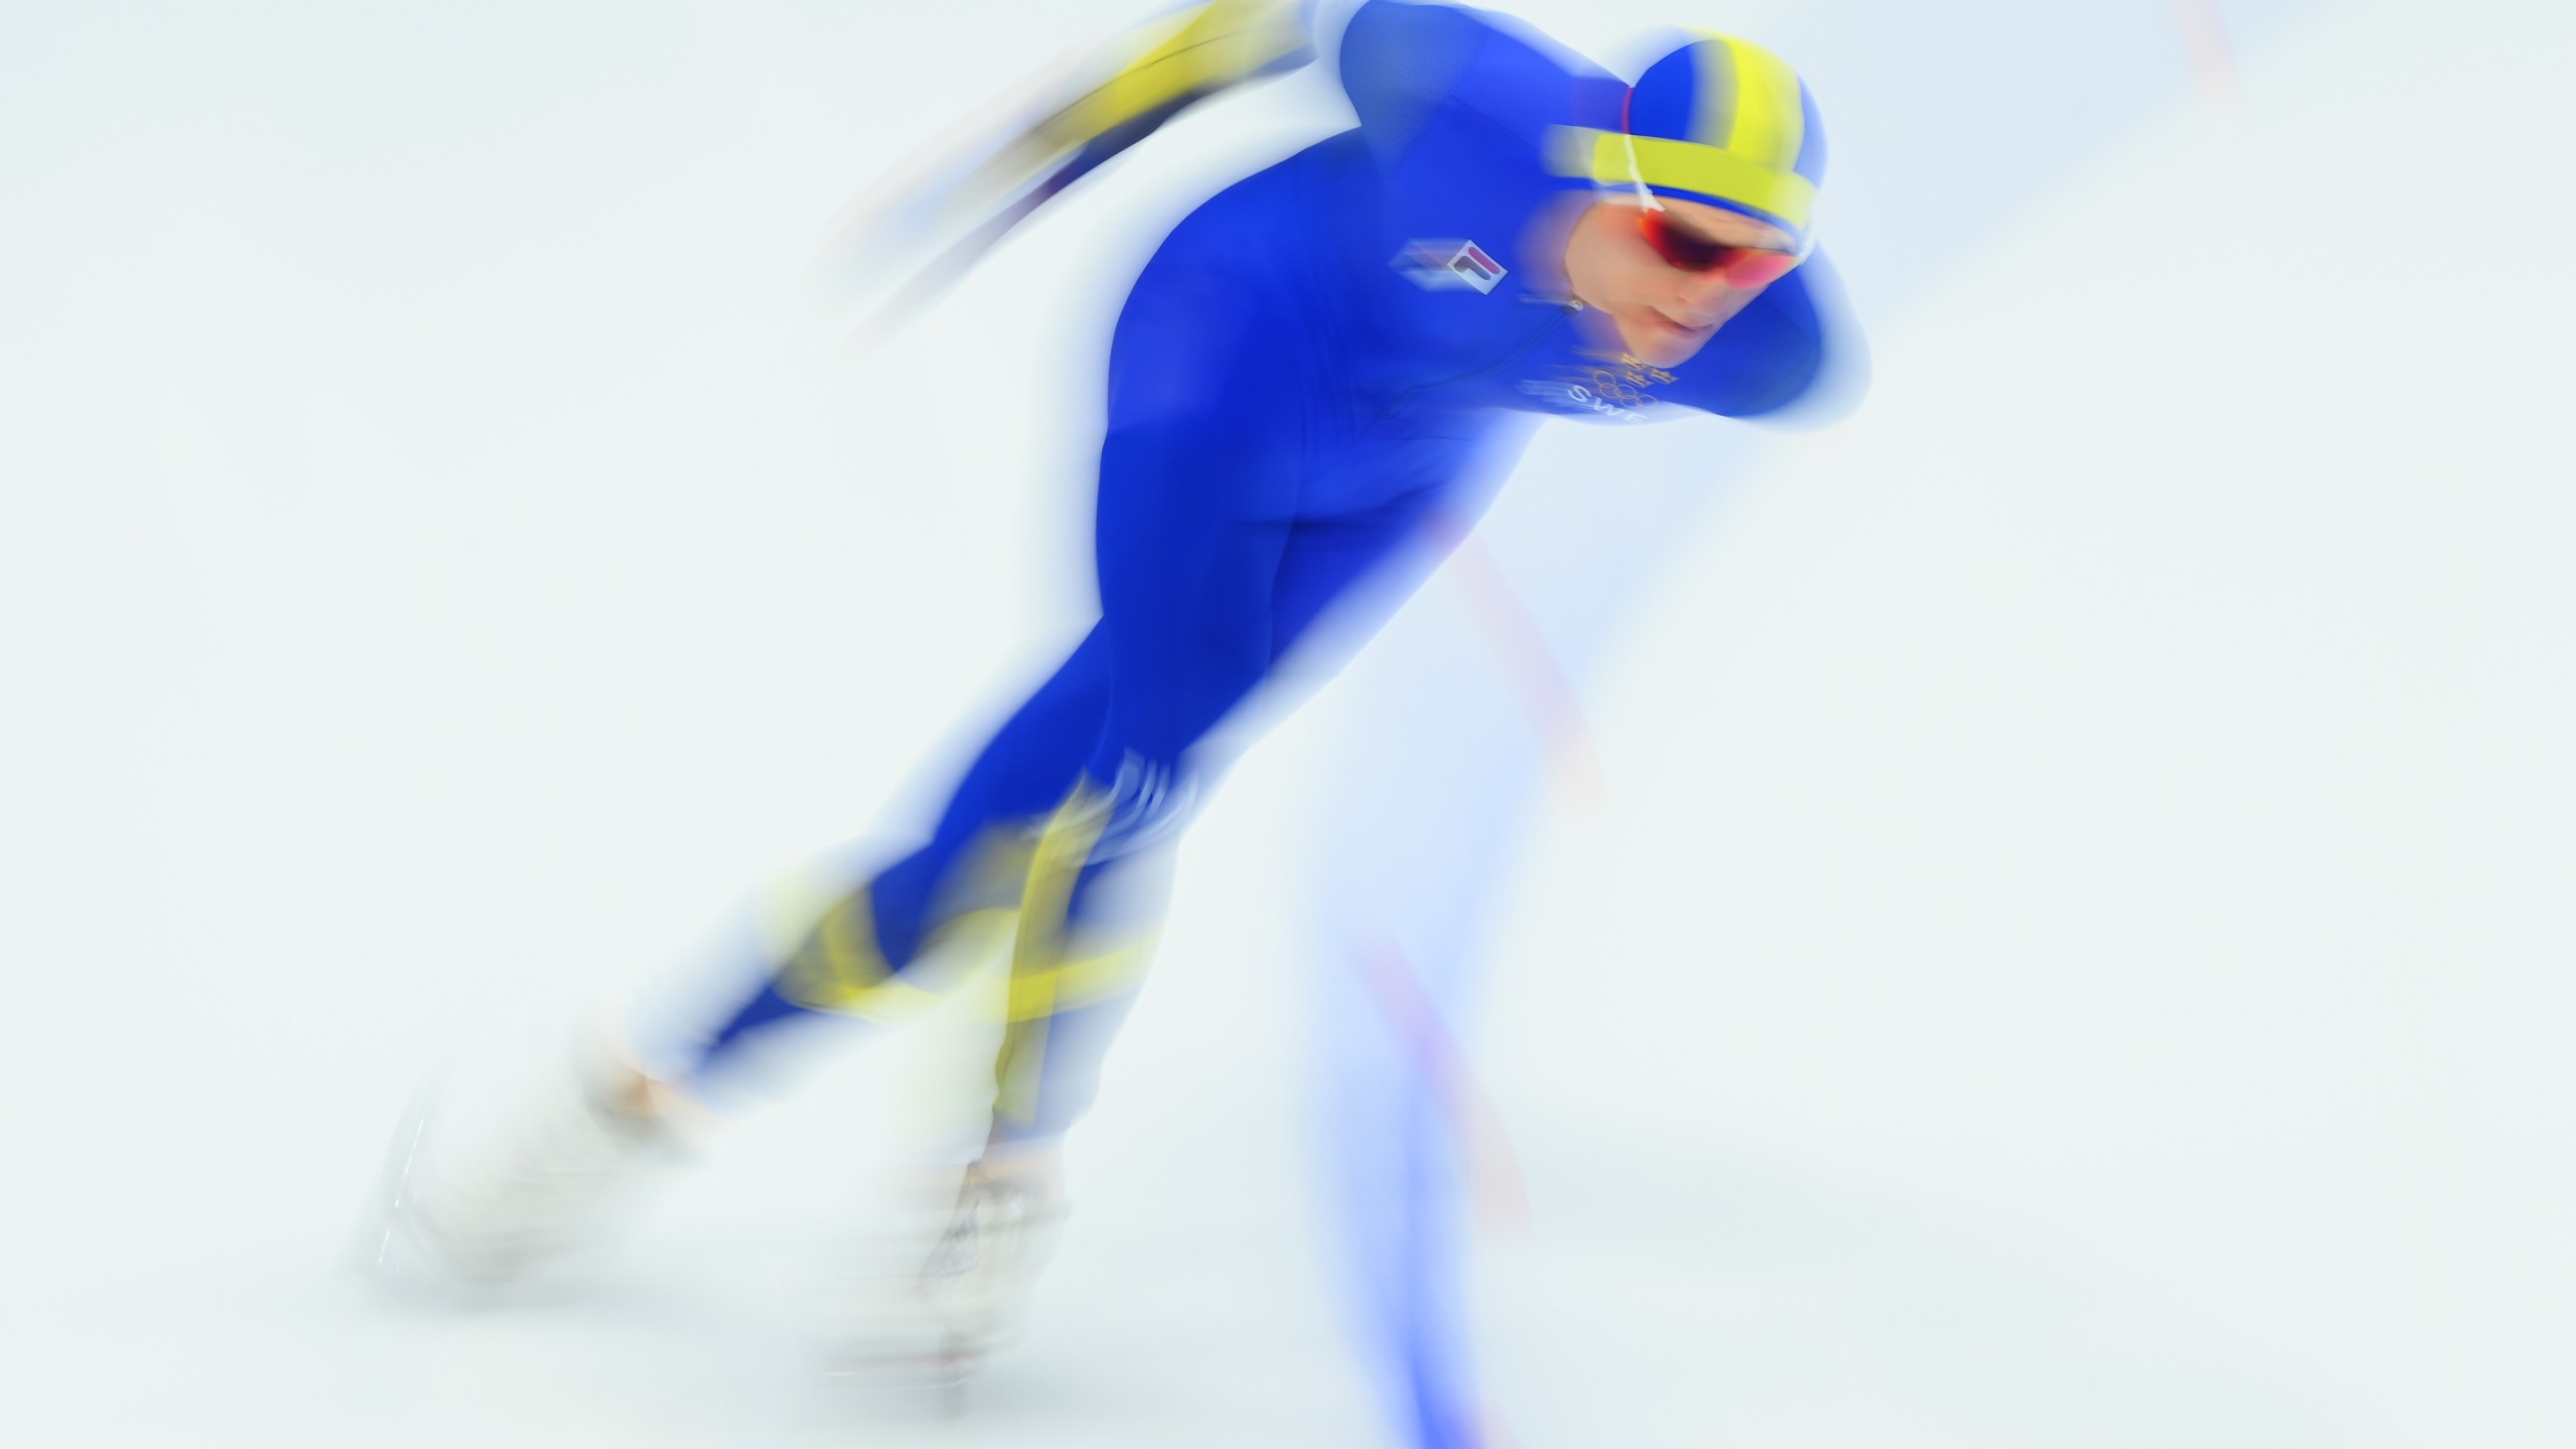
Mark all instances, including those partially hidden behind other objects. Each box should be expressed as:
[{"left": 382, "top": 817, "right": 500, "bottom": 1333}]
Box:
[{"left": 682, "top": 0, "right": 1853, "bottom": 1142}]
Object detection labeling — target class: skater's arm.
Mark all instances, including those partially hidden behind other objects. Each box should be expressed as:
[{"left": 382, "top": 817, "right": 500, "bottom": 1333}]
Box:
[
  {"left": 834, "top": 0, "right": 1317, "bottom": 302},
  {"left": 1007, "top": 0, "right": 1318, "bottom": 175},
  {"left": 1336, "top": 0, "right": 1623, "bottom": 162}
]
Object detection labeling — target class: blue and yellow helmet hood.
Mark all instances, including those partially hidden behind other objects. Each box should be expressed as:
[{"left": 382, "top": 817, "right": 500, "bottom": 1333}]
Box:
[{"left": 1552, "top": 33, "right": 1828, "bottom": 244}]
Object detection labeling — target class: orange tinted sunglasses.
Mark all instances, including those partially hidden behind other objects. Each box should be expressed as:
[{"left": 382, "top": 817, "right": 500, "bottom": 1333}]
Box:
[{"left": 1637, "top": 208, "right": 1804, "bottom": 288}]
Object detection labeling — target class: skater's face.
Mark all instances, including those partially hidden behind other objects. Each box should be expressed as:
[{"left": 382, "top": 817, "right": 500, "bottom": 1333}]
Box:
[{"left": 1562, "top": 196, "right": 1801, "bottom": 368}]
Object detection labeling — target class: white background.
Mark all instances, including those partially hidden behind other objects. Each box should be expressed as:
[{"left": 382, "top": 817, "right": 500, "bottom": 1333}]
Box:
[{"left": 3, "top": 1, "right": 2570, "bottom": 1445}]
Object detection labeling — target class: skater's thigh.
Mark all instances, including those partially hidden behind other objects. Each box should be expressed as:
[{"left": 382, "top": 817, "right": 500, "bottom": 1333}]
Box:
[
  {"left": 1085, "top": 278, "right": 1311, "bottom": 778},
  {"left": 1264, "top": 489, "right": 1448, "bottom": 666}
]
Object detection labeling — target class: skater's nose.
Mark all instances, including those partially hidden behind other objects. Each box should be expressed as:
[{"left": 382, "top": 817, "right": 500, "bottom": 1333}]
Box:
[{"left": 1666, "top": 270, "right": 1747, "bottom": 326}]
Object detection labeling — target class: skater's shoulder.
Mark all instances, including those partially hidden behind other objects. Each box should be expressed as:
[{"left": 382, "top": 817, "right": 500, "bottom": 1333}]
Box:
[{"left": 1336, "top": 0, "right": 1623, "bottom": 155}]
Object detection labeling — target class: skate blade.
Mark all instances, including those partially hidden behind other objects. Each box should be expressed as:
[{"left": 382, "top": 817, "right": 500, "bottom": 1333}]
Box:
[
  {"left": 818, "top": 1341, "right": 987, "bottom": 1386},
  {"left": 811, "top": 1326, "right": 996, "bottom": 1425},
  {"left": 348, "top": 1064, "right": 529, "bottom": 1301},
  {"left": 350, "top": 1065, "right": 448, "bottom": 1275},
  {"left": 808, "top": 1291, "right": 1010, "bottom": 1389}
]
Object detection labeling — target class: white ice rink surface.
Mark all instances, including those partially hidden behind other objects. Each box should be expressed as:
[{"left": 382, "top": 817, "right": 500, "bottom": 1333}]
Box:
[{"left": 4, "top": 1, "right": 2572, "bottom": 1445}]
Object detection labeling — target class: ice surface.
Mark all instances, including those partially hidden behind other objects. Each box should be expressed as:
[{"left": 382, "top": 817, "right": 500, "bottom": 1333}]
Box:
[{"left": 3, "top": 0, "right": 2570, "bottom": 1445}]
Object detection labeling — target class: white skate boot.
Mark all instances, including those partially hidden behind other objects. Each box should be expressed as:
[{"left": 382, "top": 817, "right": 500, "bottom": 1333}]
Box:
[
  {"left": 369, "top": 1043, "right": 699, "bottom": 1286},
  {"left": 810, "top": 1147, "right": 1068, "bottom": 1385}
]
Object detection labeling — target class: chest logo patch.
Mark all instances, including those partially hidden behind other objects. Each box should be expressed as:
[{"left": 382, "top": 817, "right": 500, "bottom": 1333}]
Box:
[{"left": 1394, "top": 239, "right": 1507, "bottom": 294}]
